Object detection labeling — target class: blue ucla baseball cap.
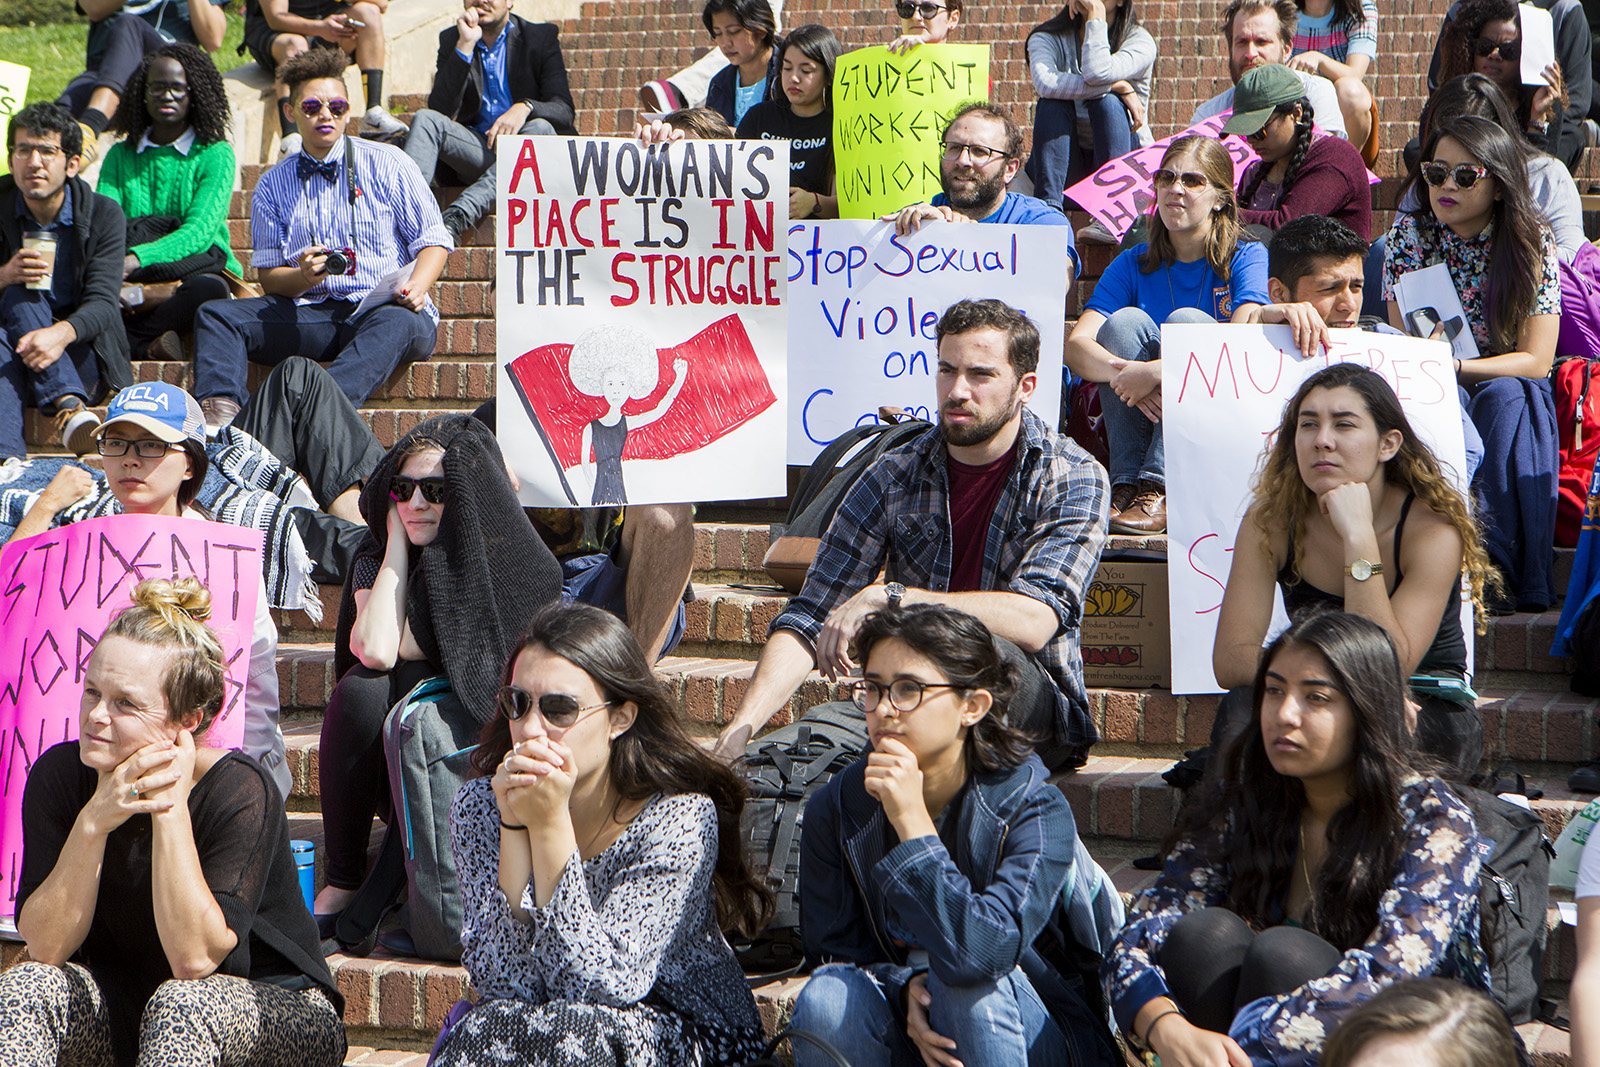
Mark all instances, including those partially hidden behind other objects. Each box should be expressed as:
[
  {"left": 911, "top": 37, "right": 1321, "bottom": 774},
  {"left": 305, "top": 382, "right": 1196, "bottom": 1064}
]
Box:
[{"left": 98, "top": 382, "right": 206, "bottom": 448}]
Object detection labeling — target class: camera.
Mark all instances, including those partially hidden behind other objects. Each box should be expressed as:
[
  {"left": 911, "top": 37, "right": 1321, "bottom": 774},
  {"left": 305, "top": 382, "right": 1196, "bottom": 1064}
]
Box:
[{"left": 323, "top": 247, "right": 358, "bottom": 275}]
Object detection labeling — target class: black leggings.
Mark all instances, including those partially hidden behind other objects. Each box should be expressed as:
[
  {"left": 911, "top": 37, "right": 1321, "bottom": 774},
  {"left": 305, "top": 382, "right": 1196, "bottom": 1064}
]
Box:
[
  {"left": 319, "top": 659, "right": 436, "bottom": 890},
  {"left": 124, "top": 274, "right": 232, "bottom": 352},
  {"left": 1158, "top": 908, "right": 1344, "bottom": 1033}
]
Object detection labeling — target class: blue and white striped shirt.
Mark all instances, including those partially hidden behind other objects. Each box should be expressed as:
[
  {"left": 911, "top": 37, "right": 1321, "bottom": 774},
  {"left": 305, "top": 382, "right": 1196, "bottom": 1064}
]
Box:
[{"left": 249, "top": 136, "right": 453, "bottom": 322}]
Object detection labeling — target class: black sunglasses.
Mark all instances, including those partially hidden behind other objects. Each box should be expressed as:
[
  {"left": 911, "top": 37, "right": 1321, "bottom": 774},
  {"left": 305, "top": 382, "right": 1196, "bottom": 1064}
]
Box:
[
  {"left": 299, "top": 96, "right": 352, "bottom": 118},
  {"left": 1421, "top": 161, "right": 1491, "bottom": 189},
  {"left": 496, "top": 686, "right": 615, "bottom": 728},
  {"left": 389, "top": 475, "right": 447, "bottom": 504},
  {"left": 1473, "top": 36, "right": 1520, "bottom": 62},
  {"left": 895, "top": 1, "right": 947, "bottom": 17}
]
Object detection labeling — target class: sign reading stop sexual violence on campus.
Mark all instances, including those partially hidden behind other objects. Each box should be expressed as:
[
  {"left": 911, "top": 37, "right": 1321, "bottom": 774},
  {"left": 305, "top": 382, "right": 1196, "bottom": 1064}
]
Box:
[
  {"left": 785, "top": 219, "right": 1068, "bottom": 464},
  {"left": 1161, "top": 325, "right": 1471, "bottom": 694},
  {"left": 0, "top": 515, "right": 259, "bottom": 917},
  {"left": 494, "top": 135, "right": 789, "bottom": 508}
]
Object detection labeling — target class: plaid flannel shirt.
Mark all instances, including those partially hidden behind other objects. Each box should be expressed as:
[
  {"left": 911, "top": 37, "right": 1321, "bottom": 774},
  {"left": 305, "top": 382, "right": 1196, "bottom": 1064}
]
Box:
[{"left": 771, "top": 408, "right": 1110, "bottom": 756}]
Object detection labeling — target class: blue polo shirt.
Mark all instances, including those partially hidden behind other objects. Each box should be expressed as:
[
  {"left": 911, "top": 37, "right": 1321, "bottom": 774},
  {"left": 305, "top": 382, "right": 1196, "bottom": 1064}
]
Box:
[{"left": 14, "top": 183, "right": 80, "bottom": 317}]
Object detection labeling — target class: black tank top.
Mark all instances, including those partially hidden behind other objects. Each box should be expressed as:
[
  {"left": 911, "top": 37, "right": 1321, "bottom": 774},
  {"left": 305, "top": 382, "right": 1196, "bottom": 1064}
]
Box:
[{"left": 1277, "top": 494, "right": 1468, "bottom": 676}]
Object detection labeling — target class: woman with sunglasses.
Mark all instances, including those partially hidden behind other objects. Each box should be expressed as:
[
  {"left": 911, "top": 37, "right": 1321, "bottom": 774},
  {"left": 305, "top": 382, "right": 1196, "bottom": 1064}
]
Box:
[
  {"left": 1434, "top": 0, "right": 1566, "bottom": 158},
  {"left": 1023, "top": 0, "right": 1156, "bottom": 211},
  {"left": 888, "top": 0, "right": 963, "bottom": 54},
  {"left": 315, "top": 415, "right": 562, "bottom": 932},
  {"left": 789, "top": 604, "right": 1120, "bottom": 1067},
  {"left": 1382, "top": 113, "right": 1561, "bottom": 612},
  {"left": 736, "top": 24, "right": 843, "bottom": 220},
  {"left": 1064, "top": 135, "right": 1269, "bottom": 534},
  {"left": 433, "top": 601, "right": 772, "bottom": 1065}
]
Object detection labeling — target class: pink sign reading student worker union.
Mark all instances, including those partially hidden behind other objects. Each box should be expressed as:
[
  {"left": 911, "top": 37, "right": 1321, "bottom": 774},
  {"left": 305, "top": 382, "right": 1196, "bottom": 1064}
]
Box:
[{"left": 0, "top": 514, "right": 261, "bottom": 930}]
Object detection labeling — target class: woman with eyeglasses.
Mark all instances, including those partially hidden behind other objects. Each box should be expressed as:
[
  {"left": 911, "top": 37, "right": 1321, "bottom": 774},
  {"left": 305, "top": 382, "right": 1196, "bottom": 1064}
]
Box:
[
  {"left": 788, "top": 604, "right": 1120, "bottom": 1067},
  {"left": 1382, "top": 113, "right": 1560, "bottom": 612},
  {"left": 1223, "top": 64, "right": 1372, "bottom": 241},
  {"left": 1063, "top": 135, "right": 1269, "bottom": 534},
  {"left": 1023, "top": 0, "right": 1156, "bottom": 211},
  {"left": 314, "top": 415, "right": 563, "bottom": 934},
  {"left": 889, "top": 0, "right": 963, "bottom": 54},
  {"left": 1433, "top": 0, "right": 1566, "bottom": 157},
  {"left": 432, "top": 601, "right": 772, "bottom": 1066}
]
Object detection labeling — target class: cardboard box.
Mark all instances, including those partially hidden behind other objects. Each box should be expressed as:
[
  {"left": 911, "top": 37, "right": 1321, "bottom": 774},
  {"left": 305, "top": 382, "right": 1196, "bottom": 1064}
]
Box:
[{"left": 1081, "top": 559, "right": 1171, "bottom": 688}]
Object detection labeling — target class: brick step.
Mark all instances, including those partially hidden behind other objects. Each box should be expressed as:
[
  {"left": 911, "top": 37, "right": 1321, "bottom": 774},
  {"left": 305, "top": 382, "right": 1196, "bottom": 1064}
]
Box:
[{"left": 121, "top": 358, "right": 496, "bottom": 407}]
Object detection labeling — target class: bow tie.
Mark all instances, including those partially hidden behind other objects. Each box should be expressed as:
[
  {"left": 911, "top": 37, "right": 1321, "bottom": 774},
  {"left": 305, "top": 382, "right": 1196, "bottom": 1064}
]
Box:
[{"left": 297, "top": 153, "right": 341, "bottom": 183}]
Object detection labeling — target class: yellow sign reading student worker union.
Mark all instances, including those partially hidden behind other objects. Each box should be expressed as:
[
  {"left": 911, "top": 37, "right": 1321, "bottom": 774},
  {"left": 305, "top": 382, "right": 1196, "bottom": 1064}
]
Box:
[
  {"left": 0, "top": 63, "right": 31, "bottom": 178},
  {"left": 831, "top": 44, "right": 989, "bottom": 220}
]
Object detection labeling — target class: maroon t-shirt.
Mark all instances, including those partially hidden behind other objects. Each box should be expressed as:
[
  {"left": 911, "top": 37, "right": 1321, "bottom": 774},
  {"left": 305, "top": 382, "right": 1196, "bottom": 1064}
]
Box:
[{"left": 947, "top": 441, "right": 1018, "bottom": 592}]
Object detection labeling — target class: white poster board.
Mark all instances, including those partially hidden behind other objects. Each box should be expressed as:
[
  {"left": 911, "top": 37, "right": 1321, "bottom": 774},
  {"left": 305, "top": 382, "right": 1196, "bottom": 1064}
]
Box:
[
  {"left": 1162, "top": 324, "right": 1472, "bottom": 694},
  {"left": 495, "top": 136, "right": 789, "bottom": 506},
  {"left": 785, "top": 219, "right": 1068, "bottom": 463},
  {"left": 1519, "top": 3, "right": 1557, "bottom": 85}
]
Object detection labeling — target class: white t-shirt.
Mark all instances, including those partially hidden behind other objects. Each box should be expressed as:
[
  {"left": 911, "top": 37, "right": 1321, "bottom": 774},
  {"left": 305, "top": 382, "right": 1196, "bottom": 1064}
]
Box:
[{"left": 1578, "top": 825, "right": 1600, "bottom": 899}]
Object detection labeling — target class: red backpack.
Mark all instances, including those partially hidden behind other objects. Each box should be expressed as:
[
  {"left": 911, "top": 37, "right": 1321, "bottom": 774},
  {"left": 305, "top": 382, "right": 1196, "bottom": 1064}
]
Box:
[{"left": 1555, "top": 356, "right": 1600, "bottom": 546}]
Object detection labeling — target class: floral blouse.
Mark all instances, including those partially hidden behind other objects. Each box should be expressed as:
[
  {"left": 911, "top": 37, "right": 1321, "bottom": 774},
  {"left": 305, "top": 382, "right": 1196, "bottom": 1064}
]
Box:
[
  {"left": 1380, "top": 213, "right": 1561, "bottom": 356},
  {"left": 1102, "top": 777, "right": 1490, "bottom": 1067}
]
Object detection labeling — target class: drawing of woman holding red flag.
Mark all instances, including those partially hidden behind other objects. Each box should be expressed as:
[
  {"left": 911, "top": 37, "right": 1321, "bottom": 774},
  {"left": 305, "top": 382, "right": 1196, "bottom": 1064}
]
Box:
[{"left": 570, "top": 326, "right": 689, "bottom": 505}]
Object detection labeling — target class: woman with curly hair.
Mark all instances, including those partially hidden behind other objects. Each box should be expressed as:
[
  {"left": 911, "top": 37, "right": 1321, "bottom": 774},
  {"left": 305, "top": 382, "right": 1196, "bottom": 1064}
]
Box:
[
  {"left": 1433, "top": 0, "right": 1567, "bottom": 158},
  {"left": 1213, "top": 364, "right": 1493, "bottom": 778},
  {"left": 98, "top": 42, "right": 239, "bottom": 361},
  {"left": 435, "top": 601, "right": 773, "bottom": 1066},
  {"left": 1109, "top": 612, "right": 1490, "bottom": 1067}
]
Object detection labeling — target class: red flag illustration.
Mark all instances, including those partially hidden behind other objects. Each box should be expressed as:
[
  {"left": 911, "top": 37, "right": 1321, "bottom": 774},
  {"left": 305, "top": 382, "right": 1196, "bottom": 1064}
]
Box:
[{"left": 505, "top": 314, "right": 777, "bottom": 470}]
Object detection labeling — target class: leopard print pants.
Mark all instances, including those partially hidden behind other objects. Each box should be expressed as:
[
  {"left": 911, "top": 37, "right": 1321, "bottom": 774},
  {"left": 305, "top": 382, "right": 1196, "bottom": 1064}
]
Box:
[{"left": 0, "top": 962, "right": 346, "bottom": 1067}]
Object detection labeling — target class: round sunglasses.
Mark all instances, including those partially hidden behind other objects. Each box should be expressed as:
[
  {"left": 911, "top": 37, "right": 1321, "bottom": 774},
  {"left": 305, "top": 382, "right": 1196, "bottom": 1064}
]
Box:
[
  {"left": 1421, "top": 161, "right": 1491, "bottom": 189},
  {"left": 389, "top": 475, "right": 447, "bottom": 505},
  {"left": 496, "top": 686, "right": 615, "bottom": 728}
]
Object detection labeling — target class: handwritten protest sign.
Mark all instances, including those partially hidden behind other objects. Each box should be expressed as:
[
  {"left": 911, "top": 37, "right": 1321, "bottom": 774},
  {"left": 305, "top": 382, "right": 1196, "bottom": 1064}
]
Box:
[
  {"left": 1065, "top": 114, "right": 1380, "bottom": 241},
  {"left": 832, "top": 44, "right": 990, "bottom": 220},
  {"left": 0, "top": 63, "right": 29, "bottom": 178},
  {"left": 495, "top": 136, "right": 789, "bottom": 507},
  {"left": 0, "top": 515, "right": 261, "bottom": 918},
  {"left": 1161, "top": 325, "right": 1470, "bottom": 693},
  {"left": 786, "top": 219, "right": 1068, "bottom": 464}
]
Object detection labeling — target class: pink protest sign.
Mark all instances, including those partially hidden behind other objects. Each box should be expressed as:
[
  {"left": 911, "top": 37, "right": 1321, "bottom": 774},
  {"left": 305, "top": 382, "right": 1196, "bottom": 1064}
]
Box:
[
  {"left": 1065, "top": 113, "right": 1380, "bottom": 240},
  {"left": 0, "top": 515, "right": 261, "bottom": 919}
]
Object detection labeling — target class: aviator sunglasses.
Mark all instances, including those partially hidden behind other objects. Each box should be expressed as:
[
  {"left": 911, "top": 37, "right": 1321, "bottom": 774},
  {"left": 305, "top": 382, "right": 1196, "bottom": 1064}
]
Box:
[
  {"left": 1421, "top": 161, "right": 1491, "bottom": 189},
  {"left": 1153, "top": 168, "right": 1210, "bottom": 190},
  {"left": 299, "top": 97, "right": 352, "bottom": 118},
  {"left": 389, "top": 475, "right": 447, "bottom": 505},
  {"left": 496, "top": 687, "right": 615, "bottom": 728}
]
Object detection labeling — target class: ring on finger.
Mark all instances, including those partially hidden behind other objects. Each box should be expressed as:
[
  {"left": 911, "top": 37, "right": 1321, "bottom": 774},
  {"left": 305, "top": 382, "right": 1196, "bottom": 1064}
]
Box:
[{"left": 128, "top": 783, "right": 141, "bottom": 800}]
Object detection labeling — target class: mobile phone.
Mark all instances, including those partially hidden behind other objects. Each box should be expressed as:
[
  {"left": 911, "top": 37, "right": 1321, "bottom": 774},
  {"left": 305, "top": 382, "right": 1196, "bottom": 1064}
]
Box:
[
  {"left": 344, "top": 17, "right": 365, "bottom": 27},
  {"left": 1406, "top": 306, "right": 1440, "bottom": 339}
]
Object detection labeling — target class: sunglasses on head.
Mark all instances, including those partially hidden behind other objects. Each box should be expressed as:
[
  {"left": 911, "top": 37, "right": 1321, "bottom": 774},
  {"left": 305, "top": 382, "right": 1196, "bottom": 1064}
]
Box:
[
  {"left": 895, "top": 1, "right": 947, "bottom": 17},
  {"left": 389, "top": 475, "right": 447, "bottom": 504},
  {"left": 1421, "top": 161, "right": 1491, "bottom": 189},
  {"left": 1153, "top": 168, "right": 1210, "bottom": 190},
  {"left": 299, "top": 97, "right": 352, "bottom": 118},
  {"left": 1473, "top": 36, "right": 1521, "bottom": 61},
  {"left": 496, "top": 686, "right": 615, "bottom": 727}
]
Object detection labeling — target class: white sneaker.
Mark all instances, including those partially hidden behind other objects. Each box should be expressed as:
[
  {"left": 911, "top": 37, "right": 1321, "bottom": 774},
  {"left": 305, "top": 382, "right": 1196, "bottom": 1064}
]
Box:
[
  {"left": 279, "top": 132, "right": 303, "bottom": 157},
  {"left": 363, "top": 106, "right": 407, "bottom": 137}
]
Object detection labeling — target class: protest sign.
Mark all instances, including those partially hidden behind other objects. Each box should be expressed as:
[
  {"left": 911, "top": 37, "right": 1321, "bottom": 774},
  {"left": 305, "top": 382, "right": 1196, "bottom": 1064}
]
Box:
[
  {"left": 495, "top": 136, "right": 789, "bottom": 507},
  {"left": 1161, "top": 324, "right": 1471, "bottom": 693},
  {"left": 0, "top": 515, "right": 261, "bottom": 919},
  {"left": 1065, "top": 114, "right": 1380, "bottom": 241},
  {"left": 0, "top": 63, "right": 28, "bottom": 178},
  {"left": 785, "top": 218, "right": 1068, "bottom": 464},
  {"left": 832, "top": 44, "right": 990, "bottom": 219}
]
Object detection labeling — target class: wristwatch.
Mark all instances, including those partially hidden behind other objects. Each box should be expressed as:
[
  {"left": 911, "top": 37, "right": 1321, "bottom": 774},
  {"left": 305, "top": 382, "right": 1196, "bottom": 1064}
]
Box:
[
  {"left": 1344, "top": 559, "right": 1384, "bottom": 582},
  {"left": 884, "top": 581, "right": 906, "bottom": 608}
]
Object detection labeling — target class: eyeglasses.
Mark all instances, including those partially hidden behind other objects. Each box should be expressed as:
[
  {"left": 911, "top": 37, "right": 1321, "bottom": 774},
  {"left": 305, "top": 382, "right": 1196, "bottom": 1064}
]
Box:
[
  {"left": 389, "top": 476, "right": 447, "bottom": 505},
  {"left": 1421, "top": 161, "right": 1491, "bottom": 189},
  {"left": 10, "top": 143, "right": 63, "bottom": 161},
  {"left": 1473, "top": 36, "right": 1520, "bottom": 62},
  {"left": 1153, "top": 168, "right": 1211, "bottom": 190},
  {"left": 98, "top": 437, "right": 177, "bottom": 459},
  {"left": 940, "top": 140, "right": 1009, "bottom": 165},
  {"left": 895, "top": 1, "right": 947, "bottom": 18},
  {"left": 146, "top": 82, "right": 189, "bottom": 99},
  {"left": 299, "top": 97, "right": 352, "bottom": 118},
  {"left": 850, "top": 678, "right": 963, "bottom": 714},
  {"left": 496, "top": 686, "right": 615, "bottom": 728}
]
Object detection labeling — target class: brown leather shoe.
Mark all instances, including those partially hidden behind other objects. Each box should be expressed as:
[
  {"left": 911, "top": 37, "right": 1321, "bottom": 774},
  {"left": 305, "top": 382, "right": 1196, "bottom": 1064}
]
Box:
[
  {"left": 1107, "top": 483, "right": 1137, "bottom": 525},
  {"left": 147, "top": 331, "right": 185, "bottom": 362},
  {"left": 1111, "top": 480, "right": 1167, "bottom": 534}
]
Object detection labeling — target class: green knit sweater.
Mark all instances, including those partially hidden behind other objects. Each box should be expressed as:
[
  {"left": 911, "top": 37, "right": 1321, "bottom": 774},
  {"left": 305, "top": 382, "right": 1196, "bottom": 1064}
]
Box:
[{"left": 96, "top": 134, "right": 242, "bottom": 276}]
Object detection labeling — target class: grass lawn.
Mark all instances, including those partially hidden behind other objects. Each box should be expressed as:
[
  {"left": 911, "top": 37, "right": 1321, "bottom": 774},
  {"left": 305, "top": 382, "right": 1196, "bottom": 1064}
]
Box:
[{"left": 5, "top": 11, "right": 249, "bottom": 107}]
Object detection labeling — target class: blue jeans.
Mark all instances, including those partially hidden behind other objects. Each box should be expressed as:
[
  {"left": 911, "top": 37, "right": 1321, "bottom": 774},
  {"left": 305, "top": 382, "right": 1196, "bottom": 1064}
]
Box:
[
  {"left": 789, "top": 963, "right": 1070, "bottom": 1067},
  {"left": 1026, "top": 95, "right": 1137, "bottom": 210},
  {"left": 0, "top": 286, "right": 99, "bottom": 459},
  {"left": 1095, "top": 305, "right": 1216, "bottom": 488}
]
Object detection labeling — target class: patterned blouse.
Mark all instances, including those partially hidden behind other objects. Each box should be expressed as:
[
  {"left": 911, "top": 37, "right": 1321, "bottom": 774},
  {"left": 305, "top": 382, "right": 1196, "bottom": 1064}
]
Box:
[
  {"left": 1380, "top": 213, "right": 1561, "bottom": 356},
  {"left": 1103, "top": 777, "right": 1490, "bottom": 1067},
  {"left": 450, "top": 779, "right": 766, "bottom": 1064}
]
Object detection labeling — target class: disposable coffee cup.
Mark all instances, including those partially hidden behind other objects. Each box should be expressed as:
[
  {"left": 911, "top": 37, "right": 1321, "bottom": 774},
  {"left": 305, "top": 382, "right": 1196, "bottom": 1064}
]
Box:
[{"left": 22, "top": 231, "right": 57, "bottom": 292}]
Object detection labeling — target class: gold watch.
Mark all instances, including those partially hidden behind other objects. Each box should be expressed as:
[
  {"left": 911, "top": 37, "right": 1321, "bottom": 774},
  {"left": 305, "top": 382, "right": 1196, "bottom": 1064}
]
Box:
[{"left": 1344, "top": 559, "right": 1384, "bottom": 582}]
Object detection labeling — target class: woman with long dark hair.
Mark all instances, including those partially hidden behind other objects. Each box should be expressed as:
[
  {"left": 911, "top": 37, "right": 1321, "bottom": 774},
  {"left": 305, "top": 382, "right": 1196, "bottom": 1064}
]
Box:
[
  {"left": 1382, "top": 113, "right": 1560, "bottom": 611},
  {"left": 1064, "top": 134, "right": 1269, "bottom": 534},
  {"left": 1433, "top": 0, "right": 1566, "bottom": 157},
  {"left": 1107, "top": 612, "right": 1489, "bottom": 1067},
  {"left": 702, "top": 0, "right": 781, "bottom": 127},
  {"left": 737, "top": 24, "right": 843, "bottom": 219},
  {"left": 435, "top": 602, "right": 773, "bottom": 1066},
  {"left": 1023, "top": 0, "right": 1156, "bottom": 209}
]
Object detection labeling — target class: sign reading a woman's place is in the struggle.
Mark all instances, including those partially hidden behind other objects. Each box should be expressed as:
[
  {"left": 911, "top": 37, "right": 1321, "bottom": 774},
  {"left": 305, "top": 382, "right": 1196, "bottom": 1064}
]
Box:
[{"left": 494, "top": 135, "right": 790, "bottom": 508}]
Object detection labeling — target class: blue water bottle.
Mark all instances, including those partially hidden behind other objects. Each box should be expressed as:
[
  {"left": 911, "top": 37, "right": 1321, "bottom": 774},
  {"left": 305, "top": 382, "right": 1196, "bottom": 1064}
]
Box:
[{"left": 290, "top": 840, "right": 316, "bottom": 914}]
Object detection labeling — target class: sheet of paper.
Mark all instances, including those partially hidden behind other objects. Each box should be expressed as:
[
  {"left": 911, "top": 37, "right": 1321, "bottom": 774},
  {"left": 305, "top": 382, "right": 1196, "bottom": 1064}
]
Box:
[
  {"left": 1392, "top": 261, "right": 1480, "bottom": 363},
  {"left": 354, "top": 258, "right": 416, "bottom": 317},
  {"left": 1520, "top": 3, "right": 1557, "bottom": 85},
  {"left": 1559, "top": 900, "right": 1578, "bottom": 926}
]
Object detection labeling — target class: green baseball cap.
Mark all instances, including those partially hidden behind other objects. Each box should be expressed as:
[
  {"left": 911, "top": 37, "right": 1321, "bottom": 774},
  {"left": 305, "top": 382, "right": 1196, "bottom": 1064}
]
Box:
[{"left": 1221, "top": 64, "right": 1307, "bottom": 135}]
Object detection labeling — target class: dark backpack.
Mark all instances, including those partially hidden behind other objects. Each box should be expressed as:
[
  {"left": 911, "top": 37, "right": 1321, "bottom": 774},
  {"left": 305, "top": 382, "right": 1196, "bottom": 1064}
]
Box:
[
  {"left": 763, "top": 418, "right": 929, "bottom": 593},
  {"left": 731, "top": 703, "right": 869, "bottom": 978},
  {"left": 1460, "top": 786, "right": 1554, "bottom": 1023}
]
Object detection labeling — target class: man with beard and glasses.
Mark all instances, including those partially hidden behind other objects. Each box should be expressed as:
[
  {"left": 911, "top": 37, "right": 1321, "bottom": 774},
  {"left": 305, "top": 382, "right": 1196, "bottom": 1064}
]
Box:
[
  {"left": 712, "top": 299, "right": 1110, "bottom": 771},
  {"left": 1191, "top": 0, "right": 1348, "bottom": 138},
  {"left": 885, "top": 102, "right": 1080, "bottom": 283}
]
